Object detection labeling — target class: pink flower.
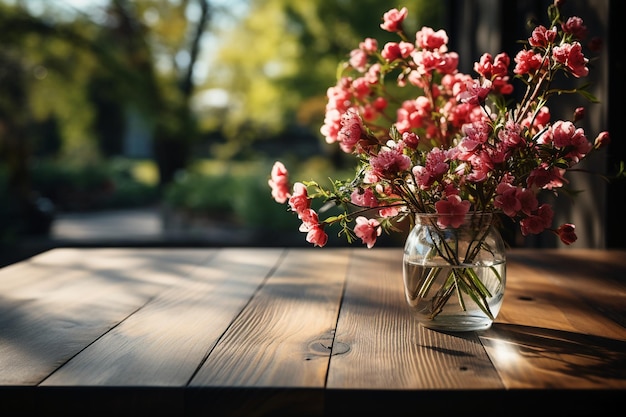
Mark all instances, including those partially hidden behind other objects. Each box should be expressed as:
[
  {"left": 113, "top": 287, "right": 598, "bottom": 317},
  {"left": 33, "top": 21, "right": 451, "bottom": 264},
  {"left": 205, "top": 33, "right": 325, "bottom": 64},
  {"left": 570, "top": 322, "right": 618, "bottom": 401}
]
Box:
[
  {"left": 288, "top": 182, "right": 310, "bottom": 216},
  {"left": 568, "top": 129, "right": 593, "bottom": 163},
  {"left": 473, "top": 53, "right": 513, "bottom": 94},
  {"left": 520, "top": 204, "right": 553, "bottom": 236},
  {"left": 528, "top": 25, "right": 557, "bottom": 48},
  {"left": 373, "top": 97, "right": 388, "bottom": 111},
  {"left": 518, "top": 188, "right": 539, "bottom": 215},
  {"left": 369, "top": 147, "right": 411, "bottom": 179},
  {"left": 349, "top": 49, "right": 368, "bottom": 72},
  {"left": 320, "top": 80, "right": 353, "bottom": 144},
  {"left": 351, "top": 187, "right": 378, "bottom": 208},
  {"left": 498, "top": 120, "right": 525, "bottom": 148},
  {"left": 401, "top": 131, "right": 420, "bottom": 149},
  {"left": 438, "top": 52, "right": 459, "bottom": 74},
  {"left": 550, "top": 120, "right": 577, "bottom": 147},
  {"left": 270, "top": 4, "right": 608, "bottom": 250},
  {"left": 527, "top": 164, "right": 567, "bottom": 190},
  {"left": 415, "top": 26, "right": 449, "bottom": 51},
  {"left": 382, "top": 41, "right": 414, "bottom": 61},
  {"left": 494, "top": 183, "right": 522, "bottom": 217},
  {"left": 338, "top": 108, "right": 365, "bottom": 153},
  {"left": 434, "top": 195, "right": 471, "bottom": 228},
  {"left": 456, "top": 121, "right": 492, "bottom": 163},
  {"left": 494, "top": 183, "right": 538, "bottom": 218},
  {"left": 412, "top": 50, "right": 448, "bottom": 75},
  {"left": 381, "top": 42, "right": 403, "bottom": 61},
  {"left": 552, "top": 42, "right": 589, "bottom": 78},
  {"left": 412, "top": 165, "right": 431, "bottom": 190},
  {"left": 413, "top": 147, "right": 449, "bottom": 189},
  {"left": 520, "top": 215, "right": 546, "bottom": 236},
  {"left": 521, "top": 106, "right": 551, "bottom": 134},
  {"left": 458, "top": 79, "right": 491, "bottom": 106},
  {"left": 298, "top": 209, "right": 328, "bottom": 248},
  {"left": 306, "top": 226, "right": 328, "bottom": 247},
  {"left": 380, "top": 7, "right": 408, "bottom": 33},
  {"left": 465, "top": 151, "right": 493, "bottom": 183},
  {"left": 268, "top": 161, "right": 291, "bottom": 204},
  {"left": 398, "top": 41, "right": 415, "bottom": 58},
  {"left": 364, "top": 62, "right": 382, "bottom": 84},
  {"left": 514, "top": 49, "right": 544, "bottom": 75},
  {"left": 395, "top": 97, "right": 431, "bottom": 133},
  {"left": 351, "top": 77, "right": 371, "bottom": 99},
  {"left": 561, "top": 16, "right": 588, "bottom": 40},
  {"left": 298, "top": 208, "right": 317, "bottom": 230},
  {"left": 379, "top": 205, "right": 399, "bottom": 218},
  {"left": 549, "top": 120, "right": 591, "bottom": 163},
  {"left": 359, "top": 38, "right": 378, "bottom": 54},
  {"left": 556, "top": 223, "right": 577, "bottom": 245},
  {"left": 354, "top": 216, "right": 382, "bottom": 248}
]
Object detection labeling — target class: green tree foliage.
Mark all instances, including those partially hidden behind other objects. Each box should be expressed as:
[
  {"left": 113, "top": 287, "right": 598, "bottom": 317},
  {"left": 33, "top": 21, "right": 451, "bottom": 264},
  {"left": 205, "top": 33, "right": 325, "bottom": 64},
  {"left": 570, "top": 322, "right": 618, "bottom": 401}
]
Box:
[
  {"left": 200, "top": 0, "right": 445, "bottom": 157},
  {"left": 0, "top": 0, "right": 212, "bottom": 189},
  {"left": 90, "top": 0, "right": 212, "bottom": 186},
  {"left": 0, "top": 1, "right": 102, "bottom": 239}
]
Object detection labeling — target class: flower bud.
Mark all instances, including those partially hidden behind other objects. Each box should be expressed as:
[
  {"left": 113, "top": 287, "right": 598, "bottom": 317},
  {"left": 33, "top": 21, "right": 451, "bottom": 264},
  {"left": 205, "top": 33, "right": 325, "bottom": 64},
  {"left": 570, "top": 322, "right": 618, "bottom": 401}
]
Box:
[
  {"left": 556, "top": 223, "right": 577, "bottom": 245},
  {"left": 402, "top": 132, "right": 420, "bottom": 149},
  {"left": 573, "top": 107, "right": 585, "bottom": 122},
  {"left": 594, "top": 131, "right": 610, "bottom": 149},
  {"left": 373, "top": 97, "right": 388, "bottom": 111}
]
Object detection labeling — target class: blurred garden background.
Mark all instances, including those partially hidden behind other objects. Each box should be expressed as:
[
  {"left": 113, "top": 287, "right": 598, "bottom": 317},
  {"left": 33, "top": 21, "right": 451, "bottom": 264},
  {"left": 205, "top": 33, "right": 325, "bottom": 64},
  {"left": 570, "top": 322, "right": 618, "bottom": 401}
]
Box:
[{"left": 0, "top": 0, "right": 622, "bottom": 266}]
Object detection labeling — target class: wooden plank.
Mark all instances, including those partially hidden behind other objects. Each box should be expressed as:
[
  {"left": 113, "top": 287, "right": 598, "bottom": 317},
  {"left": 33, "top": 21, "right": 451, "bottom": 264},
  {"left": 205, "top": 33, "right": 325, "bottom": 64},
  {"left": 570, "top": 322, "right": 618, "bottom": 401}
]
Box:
[
  {"left": 187, "top": 248, "right": 351, "bottom": 417},
  {"left": 494, "top": 249, "right": 626, "bottom": 337},
  {"left": 41, "top": 248, "right": 285, "bottom": 387},
  {"left": 0, "top": 248, "right": 213, "bottom": 295},
  {"left": 190, "top": 248, "right": 351, "bottom": 387},
  {"left": 496, "top": 249, "right": 626, "bottom": 334},
  {"left": 512, "top": 249, "right": 626, "bottom": 333},
  {"left": 495, "top": 259, "right": 584, "bottom": 330},
  {"left": 0, "top": 254, "right": 63, "bottom": 293},
  {"left": 2, "top": 247, "right": 625, "bottom": 416},
  {"left": 480, "top": 249, "right": 626, "bottom": 389},
  {"left": 326, "top": 248, "right": 503, "bottom": 390},
  {"left": 0, "top": 248, "right": 211, "bottom": 385},
  {"left": 480, "top": 324, "right": 626, "bottom": 389}
]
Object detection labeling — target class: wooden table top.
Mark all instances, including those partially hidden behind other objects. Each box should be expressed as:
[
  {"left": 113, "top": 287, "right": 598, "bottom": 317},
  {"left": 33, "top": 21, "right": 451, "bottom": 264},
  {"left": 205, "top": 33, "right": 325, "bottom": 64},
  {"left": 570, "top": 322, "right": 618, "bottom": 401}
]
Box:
[{"left": 1, "top": 247, "right": 625, "bottom": 416}]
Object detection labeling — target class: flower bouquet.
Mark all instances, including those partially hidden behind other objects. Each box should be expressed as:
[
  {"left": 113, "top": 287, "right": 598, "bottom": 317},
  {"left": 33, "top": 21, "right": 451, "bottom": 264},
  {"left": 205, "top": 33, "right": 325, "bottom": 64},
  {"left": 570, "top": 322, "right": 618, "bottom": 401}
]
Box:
[{"left": 268, "top": 3, "right": 612, "bottom": 329}]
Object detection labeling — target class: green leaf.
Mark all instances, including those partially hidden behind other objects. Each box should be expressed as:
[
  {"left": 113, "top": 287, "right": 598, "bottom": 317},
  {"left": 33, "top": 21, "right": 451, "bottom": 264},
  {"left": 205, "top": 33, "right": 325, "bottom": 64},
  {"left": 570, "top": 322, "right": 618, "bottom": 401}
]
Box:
[{"left": 577, "top": 88, "right": 600, "bottom": 103}]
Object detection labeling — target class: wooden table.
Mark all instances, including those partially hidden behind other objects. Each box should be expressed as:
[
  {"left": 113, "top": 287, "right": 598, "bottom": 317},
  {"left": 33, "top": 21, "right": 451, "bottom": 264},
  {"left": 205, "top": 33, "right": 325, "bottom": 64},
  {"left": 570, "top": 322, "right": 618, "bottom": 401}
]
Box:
[{"left": 1, "top": 247, "right": 624, "bottom": 416}]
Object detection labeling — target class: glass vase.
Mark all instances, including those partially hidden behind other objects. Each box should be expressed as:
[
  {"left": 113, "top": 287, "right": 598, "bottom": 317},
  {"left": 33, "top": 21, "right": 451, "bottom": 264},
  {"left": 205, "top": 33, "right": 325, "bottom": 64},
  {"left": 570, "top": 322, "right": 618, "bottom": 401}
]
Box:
[{"left": 402, "top": 212, "right": 506, "bottom": 331}]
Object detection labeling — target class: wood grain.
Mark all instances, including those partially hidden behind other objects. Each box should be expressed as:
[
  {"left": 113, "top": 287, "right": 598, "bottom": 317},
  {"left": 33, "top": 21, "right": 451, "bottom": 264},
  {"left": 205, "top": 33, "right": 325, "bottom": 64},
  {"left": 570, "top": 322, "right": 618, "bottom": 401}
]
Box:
[
  {"left": 41, "top": 248, "right": 284, "bottom": 386},
  {"left": 481, "top": 249, "right": 626, "bottom": 389},
  {"left": 0, "top": 248, "right": 210, "bottom": 385},
  {"left": 187, "top": 248, "right": 351, "bottom": 416},
  {"left": 327, "top": 248, "right": 503, "bottom": 390},
  {"left": 1, "top": 247, "right": 625, "bottom": 417},
  {"left": 190, "top": 248, "right": 352, "bottom": 388}
]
